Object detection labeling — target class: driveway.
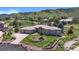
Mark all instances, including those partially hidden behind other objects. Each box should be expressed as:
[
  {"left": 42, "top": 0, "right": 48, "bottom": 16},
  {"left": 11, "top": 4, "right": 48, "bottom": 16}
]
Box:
[
  {"left": 11, "top": 33, "right": 29, "bottom": 44},
  {"left": 0, "top": 31, "right": 3, "bottom": 37}
]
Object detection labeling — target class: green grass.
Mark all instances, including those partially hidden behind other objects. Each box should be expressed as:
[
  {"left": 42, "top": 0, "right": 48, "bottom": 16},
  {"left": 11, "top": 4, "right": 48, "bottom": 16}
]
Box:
[
  {"left": 65, "top": 24, "right": 79, "bottom": 36},
  {"left": 21, "top": 33, "right": 58, "bottom": 48},
  {"left": 54, "top": 35, "right": 77, "bottom": 51},
  {"left": 55, "top": 24, "right": 79, "bottom": 51},
  {"left": 3, "top": 33, "right": 12, "bottom": 41},
  {"left": 18, "top": 20, "right": 36, "bottom": 28}
]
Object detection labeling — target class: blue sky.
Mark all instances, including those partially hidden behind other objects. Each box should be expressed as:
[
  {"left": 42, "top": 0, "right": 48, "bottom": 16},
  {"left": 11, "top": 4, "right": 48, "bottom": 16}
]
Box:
[{"left": 0, "top": 7, "right": 70, "bottom": 14}]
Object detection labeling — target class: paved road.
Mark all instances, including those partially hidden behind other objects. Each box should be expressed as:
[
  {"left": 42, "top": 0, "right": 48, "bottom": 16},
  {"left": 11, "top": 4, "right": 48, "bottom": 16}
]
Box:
[
  {"left": 0, "top": 44, "right": 26, "bottom": 51},
  {"left": 11, "top": 33, "right": 29, "bottom": 44}
]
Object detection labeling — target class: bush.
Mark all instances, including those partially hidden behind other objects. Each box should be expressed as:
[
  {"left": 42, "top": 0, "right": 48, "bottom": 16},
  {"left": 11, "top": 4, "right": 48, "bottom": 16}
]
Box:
[
  {"left": 12, "top": 36, "right": 16, "bottom": 40},
  {"left": 15, "top": 27, "right": 19, "bottom": 32},
  {"left": 58, "top": 40, "right": 64, "bottom": 48},
  {"left": 67, "top": 26, "right": 74, "bottom": 35}
]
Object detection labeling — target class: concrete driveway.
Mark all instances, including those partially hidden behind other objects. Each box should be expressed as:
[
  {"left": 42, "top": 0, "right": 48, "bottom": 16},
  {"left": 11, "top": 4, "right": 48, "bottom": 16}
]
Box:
[
  {"left": 11, "top": 33, "right": 29, "bottom": 44},
  {"left": 0, "top": 31, "right": 3, "bottom": 37}
]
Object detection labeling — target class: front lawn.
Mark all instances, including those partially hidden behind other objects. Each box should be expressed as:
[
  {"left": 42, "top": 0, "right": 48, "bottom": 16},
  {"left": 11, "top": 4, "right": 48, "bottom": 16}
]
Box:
[{"left": 21, "top": 33, "right": 58, "bottom": 48}]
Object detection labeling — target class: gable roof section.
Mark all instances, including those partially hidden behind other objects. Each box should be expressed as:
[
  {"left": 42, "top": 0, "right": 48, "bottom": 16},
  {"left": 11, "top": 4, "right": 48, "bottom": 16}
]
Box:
[{"left": 21, "top": 25, "right": 61, "bottom": 31}]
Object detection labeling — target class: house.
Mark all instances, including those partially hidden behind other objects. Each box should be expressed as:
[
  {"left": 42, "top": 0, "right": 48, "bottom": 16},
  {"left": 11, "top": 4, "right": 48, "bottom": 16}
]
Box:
[
  {"left": 20, "top": 25, "right": 61, "bottom": 36},
  {"left": 0, "top": 21, "right": 7, "bottom": 32},
  {"left": 0, "top": 21, "right": 5, "bottom": 31},
  {"left": 59, "top": 17, "right": 73, "bottom": 24}
]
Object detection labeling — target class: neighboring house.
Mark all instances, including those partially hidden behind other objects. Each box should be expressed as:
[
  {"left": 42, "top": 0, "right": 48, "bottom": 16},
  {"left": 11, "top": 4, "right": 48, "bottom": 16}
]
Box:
[
  {"left": 20, "top": 26, "right": 36, "bottom": 34},
  {"left": 59, "top": 17, "right": 73, "bottom": 24},
  {"left": 42, "top": 19, "right": 49, "bottom": 25},
  {"left": 0, "top": 21, "right": 5, "bottom": 31},
  {"left": 20, "top": 25, "right": 61, "bottom": 36},
  {"left": 0, "top": 21, "right": 7, "bottom": 32},
  {"left": 42, "top": 19, "right": 54, "bottom": 26}
]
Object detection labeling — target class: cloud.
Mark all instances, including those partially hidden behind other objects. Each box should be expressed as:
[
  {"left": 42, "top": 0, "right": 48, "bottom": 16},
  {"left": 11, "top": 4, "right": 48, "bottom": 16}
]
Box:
[{"left": 0, "top": 9, "right": 19, "bottom": 14}]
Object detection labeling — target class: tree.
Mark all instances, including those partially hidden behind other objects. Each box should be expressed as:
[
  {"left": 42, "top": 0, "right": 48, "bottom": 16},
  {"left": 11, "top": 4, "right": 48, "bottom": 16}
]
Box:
[
  {"left": 57, "top": 22, "right": 64, "bottom": 33},
  {"left": 28, "top": 17, "right": 34, "bottom": 25},
  {"left": 67, "top": 26, "right": 74, "bottom": 35},
  {"left": 12, "top": 17, "right": 19, "bottom": 32},
  {"left": 13, "top": 18, "right": 17, "bottom": 28},
  {"left": 29, "top": 17, "right": 33, "bottom": 21},
  {"left": 37, "top": 17, "right": 42, "bottom": 24},
  {"left": 53, "top": 16, "right": 60, "bottom": 26},
  {"left": 2, "top": 30, "right": 13, "bottom": 40},
  {"left": 15, "top": 27, "right": 19, "bottom": 32},
  {"left": 47, "top": 17, "right": 54, "bottom": 26}
]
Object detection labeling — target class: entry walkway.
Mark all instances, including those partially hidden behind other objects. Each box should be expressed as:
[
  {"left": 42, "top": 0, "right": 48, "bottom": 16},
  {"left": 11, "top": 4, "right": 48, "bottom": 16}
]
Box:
[{"left": 11, "top": 33, "right": 29, "bottom": 44}]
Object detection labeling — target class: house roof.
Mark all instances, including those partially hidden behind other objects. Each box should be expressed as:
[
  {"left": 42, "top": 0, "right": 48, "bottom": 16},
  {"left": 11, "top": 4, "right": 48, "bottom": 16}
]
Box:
[
  {"left": 59, "top": 18, "right": 73, "bottom": 22},
  {"left": 0, "top": 21, "right": 5, "bottom": 24},
  {"left": 43, "top": 19, "right": 48, "bottom": 21},
  {"left": 21, "top": 25, "right": 61, "bottom": 31},
  {"left": 21, "top": 26, "right": 35, "bottom": 30}
]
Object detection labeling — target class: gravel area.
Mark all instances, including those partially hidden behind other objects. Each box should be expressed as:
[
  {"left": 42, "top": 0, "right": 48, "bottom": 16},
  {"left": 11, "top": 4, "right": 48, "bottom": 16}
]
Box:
[
  {"left": 72, "top": 47, "right": 79, "bottom": 51},
  {"left": 64, "top": 37, "right": 79, "bottom": 51}
]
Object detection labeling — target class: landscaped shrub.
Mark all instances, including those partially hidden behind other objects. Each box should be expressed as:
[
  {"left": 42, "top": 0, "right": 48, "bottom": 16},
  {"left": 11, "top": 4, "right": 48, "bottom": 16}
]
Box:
[
  {"left": 57, "top": 22, "right": 64, "bottom": 33},
  {"left": 67, "top": 26, "right": 74, "bottom": 35},
  {"left": 58, "top": 40, "right": 64, "bottom": 49},
  {"left": 15, "top": 27, "right": 19, "bottom": 32},
  {"left": 2, "top": 31, "right": 13, "bottom": 41},
  {"left": 62, "top": 35, "right": 76, "bottom": 42}
]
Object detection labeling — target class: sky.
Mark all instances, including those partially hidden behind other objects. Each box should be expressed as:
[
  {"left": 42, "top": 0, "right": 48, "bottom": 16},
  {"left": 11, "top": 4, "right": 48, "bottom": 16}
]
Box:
[{"left": 0, "top": 7, "right": 70, "bottom": 14}]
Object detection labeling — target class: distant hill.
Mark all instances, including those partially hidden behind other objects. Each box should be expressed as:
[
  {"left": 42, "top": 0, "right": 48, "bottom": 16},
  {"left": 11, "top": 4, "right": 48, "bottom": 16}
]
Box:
[
  {"left": 0, "top": 7, "right": 79, "bottom": 28},
  {"left": 0, "top": 7, "right": 79, "bottom": 21}
]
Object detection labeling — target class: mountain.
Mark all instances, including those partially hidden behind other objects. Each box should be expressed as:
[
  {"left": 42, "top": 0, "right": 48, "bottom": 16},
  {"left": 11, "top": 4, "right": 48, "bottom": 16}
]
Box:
[
  {"left": 0, "top": 7, "right": 79, "bottom": 22},
  {"left": 0, "top": 7, "right": 79, "bottom": 27}
]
